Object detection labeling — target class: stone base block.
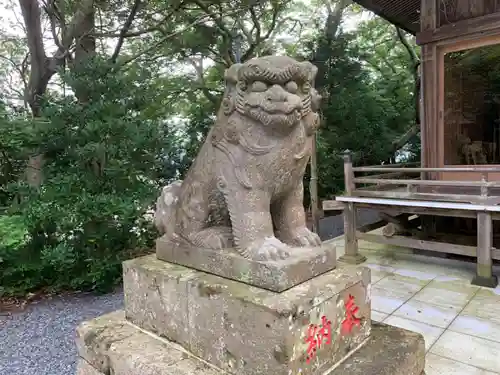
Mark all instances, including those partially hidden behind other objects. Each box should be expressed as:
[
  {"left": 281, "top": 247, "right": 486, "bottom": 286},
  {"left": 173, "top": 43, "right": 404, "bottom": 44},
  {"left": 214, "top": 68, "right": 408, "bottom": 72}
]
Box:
[
  {"left": 156, "top": 236, "right": 337, "bottom": 292},
  {"left": 75, "top": 311, "right": 220, "bottom": 375},
  {"left": 338, "top": 253, "right": 367, "bottom": 265},
  {"left": 123, "top": 255, "right": 371, "bottom": 375},
  {"left": 471, "top": 274, "right": 498, "bottom": 288},
  {"left": 76, "top": 360, "right": 105, "bottom": 375},
  {"left": 75, "top": 312, "right": 425, "bottom": 375}
]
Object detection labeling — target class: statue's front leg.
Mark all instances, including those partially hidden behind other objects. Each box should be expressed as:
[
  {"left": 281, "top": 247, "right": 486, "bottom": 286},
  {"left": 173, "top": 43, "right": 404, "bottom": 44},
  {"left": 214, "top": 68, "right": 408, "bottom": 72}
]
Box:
[
  {"left": 273, "top": 181, "right": 321, "bottom": 247},
  {"left": 221, "top": 182, "right": 290, "bottom": 261}
]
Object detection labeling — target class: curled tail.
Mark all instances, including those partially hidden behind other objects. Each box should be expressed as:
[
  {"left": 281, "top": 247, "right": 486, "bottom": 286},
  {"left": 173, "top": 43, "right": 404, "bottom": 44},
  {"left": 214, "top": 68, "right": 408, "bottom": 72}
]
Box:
[{"left": 154, "top": 180, "right": 183, "bottom": 238}]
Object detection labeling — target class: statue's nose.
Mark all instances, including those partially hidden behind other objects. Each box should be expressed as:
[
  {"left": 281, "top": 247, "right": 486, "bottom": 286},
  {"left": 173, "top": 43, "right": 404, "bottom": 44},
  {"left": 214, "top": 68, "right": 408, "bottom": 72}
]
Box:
[{"left": 266, "top": 85, "right": 288, "bottom": 102}]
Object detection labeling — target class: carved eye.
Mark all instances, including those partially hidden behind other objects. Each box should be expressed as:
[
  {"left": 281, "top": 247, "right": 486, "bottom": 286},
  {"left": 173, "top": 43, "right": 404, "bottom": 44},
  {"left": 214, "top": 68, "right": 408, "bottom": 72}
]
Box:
[
  {"left": 238, "top": 81, "right": 247, "bottom": 91},
  {"left": 285, "top": 81, "right": 298, "bottom": 93},
  {"left": 302, "top": 82, "right": 311, "bottom": 93},
  {"left": 251, "top": 81, "right": 268, "bottom": 92}
]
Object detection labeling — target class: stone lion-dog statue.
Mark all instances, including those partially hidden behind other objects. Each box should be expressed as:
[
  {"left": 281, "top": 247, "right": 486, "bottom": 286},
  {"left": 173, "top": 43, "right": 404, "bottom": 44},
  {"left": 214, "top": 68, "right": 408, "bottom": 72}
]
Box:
[{"left": 154, "top": 55, "right": 322, "bottom": 261}]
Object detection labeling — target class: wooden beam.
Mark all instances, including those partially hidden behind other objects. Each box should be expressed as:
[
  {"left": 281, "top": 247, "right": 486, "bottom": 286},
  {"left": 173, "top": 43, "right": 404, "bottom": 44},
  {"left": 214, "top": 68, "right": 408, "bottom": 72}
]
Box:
[
  {"left": 339, "top": 201, "right": 478, "bottom": 219},
  {"left": 417, "top": 12, "right": 500, "bottom": 45},
  {"left": 336, "top": 196, "right": 500, "bottom": 212},
  {"left": 322, "top": 200, "right": 344, "bottom": 211},
  {"left": 420, "top": 0, "right": 437, "bottom": 32},
  {"left": 357, "top": 232, "right": 500, "bottom": 260},
  {"left": 357, "top": 162, "right": 420, "bottom": 169},
  {"left": 353, "top": 189, "right": 500, "bottom": 205},
  {"left": 353, "top": 178, "right": 500, "bottom": 188},
  {"left": 352, "top": 166, "right": 500, "bottom": 172},
  {"left": 358, "top": 219, "right": 387, "bottom": 234},
  {"left": 358, "top": 171, "right": 418, "bottom": 179}
]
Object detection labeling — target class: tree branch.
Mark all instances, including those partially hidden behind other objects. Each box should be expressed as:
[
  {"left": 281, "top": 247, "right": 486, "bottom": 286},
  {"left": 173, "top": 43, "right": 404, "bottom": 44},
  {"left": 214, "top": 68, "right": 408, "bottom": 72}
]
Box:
[
  {"left": 395, "top": 26, "right": 421, "bottom": 128},
  {"left": 55, "top": 0, "right": 94, "bottom": 60},
  {"left": 115, "top": 5, "right": 249, "bottom": 68},
  {"left": 41, "top": 0, "right": 64, "bottom": 51},
  {"left": 395, "top": 26, "right": 419, "bottom": 66},
  {"left": 191, "top": 0, "right": 232, "bottom": 38},
  {"left": 185, "top": 55, "right": 217, "bottom": 104},
  {"left": 19, "top": 0, "right": 95, "bottom": 114},
  {"left": 94, "top": 26, "right": 160, "bottom": 38},
  {"left": 18, "top": 0, "right": 49, "bottom": 115},
  {"left": 110, "top": 0, "right": 142, "bottom": 63},
  {"left": 249, "top": 7, "right": 261, "bottom": 42},
  {"left": 242, "top": 0, "right": 284, "bottom": 62}
]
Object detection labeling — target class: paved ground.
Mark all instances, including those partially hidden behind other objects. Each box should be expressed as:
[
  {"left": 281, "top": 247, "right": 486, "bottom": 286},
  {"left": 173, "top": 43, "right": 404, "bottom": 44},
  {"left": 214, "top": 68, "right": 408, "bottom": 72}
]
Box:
[
  {"left": 0, "top": 209, "right": 381, "bottom": 375},
  {"left": 332, "top": 236, "right": 500, "bottom": 374}
]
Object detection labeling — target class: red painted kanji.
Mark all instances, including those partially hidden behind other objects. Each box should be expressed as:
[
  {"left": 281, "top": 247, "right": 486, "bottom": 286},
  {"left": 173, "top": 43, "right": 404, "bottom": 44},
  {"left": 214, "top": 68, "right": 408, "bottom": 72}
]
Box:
[
  {"left": 341, "top": 294, "right": 361, "bottom": 335},
  {"left": 304, "top": 315, "right": 332, "bottom": 363}
]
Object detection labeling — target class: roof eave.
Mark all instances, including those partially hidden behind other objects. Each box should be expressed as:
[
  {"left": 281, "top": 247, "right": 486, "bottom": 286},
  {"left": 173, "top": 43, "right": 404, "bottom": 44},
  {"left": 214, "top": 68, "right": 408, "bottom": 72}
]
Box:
[{"left": 353, "top": 0, "right": 419, "bottom": 35}]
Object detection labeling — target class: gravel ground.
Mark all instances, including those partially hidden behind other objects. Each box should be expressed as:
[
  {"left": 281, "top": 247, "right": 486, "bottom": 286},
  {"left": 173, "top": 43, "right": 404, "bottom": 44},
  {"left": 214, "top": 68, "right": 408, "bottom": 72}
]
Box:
[
  {"left": 0, "top": 208, "right": 380, "bottom": 375},
  {"left": 0, "top": 290, "right": 123, "bottom": 375}
]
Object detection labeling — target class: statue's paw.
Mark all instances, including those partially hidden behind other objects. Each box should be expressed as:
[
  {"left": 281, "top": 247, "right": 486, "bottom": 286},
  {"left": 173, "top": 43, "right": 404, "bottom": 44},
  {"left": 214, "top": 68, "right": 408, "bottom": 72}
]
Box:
[
  {"left": 191, "top": 227, "right": 234, "bottom": 249},
  {"left": 241, "top": 236, "right": 291, "bottom": 262},
  {"left": 283, "top": 227, "right": 322, "bottom": 247}
]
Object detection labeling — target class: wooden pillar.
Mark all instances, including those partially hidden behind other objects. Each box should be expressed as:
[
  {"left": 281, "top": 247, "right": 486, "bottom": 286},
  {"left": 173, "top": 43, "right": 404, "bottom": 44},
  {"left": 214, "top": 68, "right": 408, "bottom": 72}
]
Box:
[
  {"left": 420, "top": 0, "right": 437, "bottom": 31},
  {"left": 338, "top": 150, "right": 366, "bottom": 264},
  {"left": 472, "top": 212, "right": 498, "bottom": 288},
  {"left": 309, "top": 133, "right": 320, "bottom": 233},
  {"left": 472, "top": 174, "right": 497, "bottom": 287},
  {"left": 419, "top": 0, "right": 438, "bottom": 173},
  {"left": 419, "top": 0, "right": 439, "bottom": 238}
]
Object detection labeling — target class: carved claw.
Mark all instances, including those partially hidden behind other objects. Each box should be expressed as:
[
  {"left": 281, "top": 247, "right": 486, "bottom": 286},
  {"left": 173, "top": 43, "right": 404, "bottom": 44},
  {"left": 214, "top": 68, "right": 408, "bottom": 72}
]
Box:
[
  {"left": 240, "top": 236, "right": 291, "bottom": 262},
  {"left": 283, "top": 227, "right": 321, "bottom": 247}
]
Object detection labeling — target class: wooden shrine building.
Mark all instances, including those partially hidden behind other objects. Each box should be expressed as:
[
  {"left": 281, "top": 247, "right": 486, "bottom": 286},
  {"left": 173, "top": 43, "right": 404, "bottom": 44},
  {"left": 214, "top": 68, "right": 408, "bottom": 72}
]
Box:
[{"left": 334, "top": 0, "right": 500, "bottom": 288}]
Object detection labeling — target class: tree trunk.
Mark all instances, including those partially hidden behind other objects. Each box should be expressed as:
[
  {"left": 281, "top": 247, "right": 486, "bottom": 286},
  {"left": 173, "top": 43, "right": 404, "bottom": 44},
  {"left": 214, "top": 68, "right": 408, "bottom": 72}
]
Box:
[
  {"left": 311, "top": 0, "right": 351, "bottom": 89},
  {"left": 18, "top": 0, "right": 96, "bottom": 186},
  {"left": 19, "top": 0, "right": 51, "bottom": 186},
  {"left": 73, "top": 7, "right": 96, "bottom": 103},
  {"left": 19, "top": 0, "right": 52, "bottom": 116}
]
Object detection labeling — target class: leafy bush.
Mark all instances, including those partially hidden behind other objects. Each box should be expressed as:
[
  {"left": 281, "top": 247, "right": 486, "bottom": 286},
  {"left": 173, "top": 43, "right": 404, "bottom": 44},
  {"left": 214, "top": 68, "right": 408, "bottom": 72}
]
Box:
[
  {"left": 0, "top": 59, "right": 182, "bottom": 296},
  {"left": 0, "top": 214, "right": 31, "bottom": 296}
]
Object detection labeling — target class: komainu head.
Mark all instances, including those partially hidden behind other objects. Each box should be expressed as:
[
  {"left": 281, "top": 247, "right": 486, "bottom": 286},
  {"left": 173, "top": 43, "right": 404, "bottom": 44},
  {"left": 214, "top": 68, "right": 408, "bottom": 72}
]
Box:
[{"left": 223, "top": 56, "right": 319, "bottom": 133}]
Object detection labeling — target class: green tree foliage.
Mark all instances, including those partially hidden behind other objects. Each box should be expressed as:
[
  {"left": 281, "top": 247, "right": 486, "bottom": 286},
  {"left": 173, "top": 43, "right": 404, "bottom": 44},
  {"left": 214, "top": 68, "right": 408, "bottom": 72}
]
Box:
[
  {"left": 0, "top": 59, "right": 182, "bottom": 295},
  {"left": 304, "top": 17, "right": 418, "bottom": 197}
]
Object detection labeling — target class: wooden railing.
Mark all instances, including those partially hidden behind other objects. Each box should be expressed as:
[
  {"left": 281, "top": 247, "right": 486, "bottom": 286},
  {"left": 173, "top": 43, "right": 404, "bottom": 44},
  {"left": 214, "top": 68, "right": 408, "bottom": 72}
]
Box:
[
  {"left": 343, "top": 150, "right": 500, "bottom": 204},
  {"left": 336, "top": 151, "right": 500, "bottom": 288}
]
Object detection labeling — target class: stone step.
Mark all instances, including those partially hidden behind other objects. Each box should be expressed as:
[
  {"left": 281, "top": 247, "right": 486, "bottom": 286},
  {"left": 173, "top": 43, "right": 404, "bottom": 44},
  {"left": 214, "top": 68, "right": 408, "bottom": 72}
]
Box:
[
  {"left": 76, "top": 311, "right": 425, "bottom": 375},
  {"left": 75, "top": 311, "right": 221, "bottom": 375}
]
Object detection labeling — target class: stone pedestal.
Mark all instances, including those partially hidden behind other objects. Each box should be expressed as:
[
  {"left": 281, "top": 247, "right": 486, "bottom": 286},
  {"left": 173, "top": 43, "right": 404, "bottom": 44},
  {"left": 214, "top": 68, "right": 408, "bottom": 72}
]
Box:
[
  {"left": 75, "top": 312, "right": 425, "bottom": 375},
  {"left": 156, "top": 236, "right": 338, "bottom": 292},
  {"left": 75, "top": 245, "right": 425, "bottom": 375},
  {"left": 122, "top": 254, "right": 370, "bottom": 375}
]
